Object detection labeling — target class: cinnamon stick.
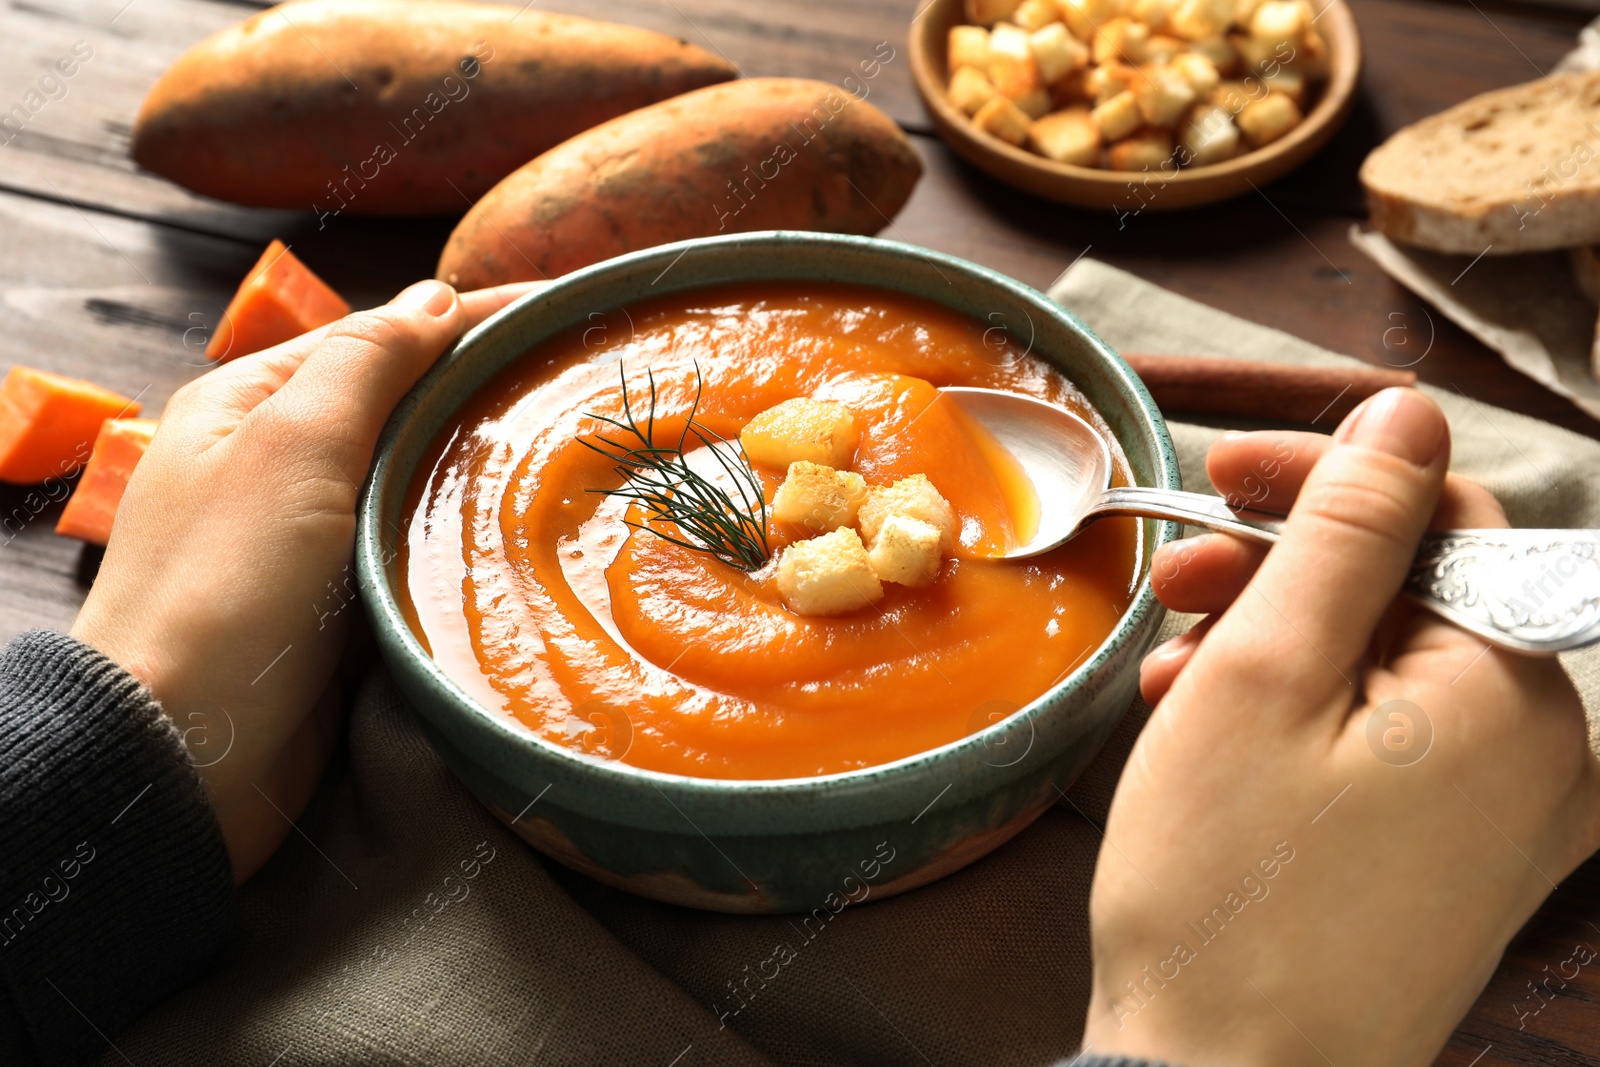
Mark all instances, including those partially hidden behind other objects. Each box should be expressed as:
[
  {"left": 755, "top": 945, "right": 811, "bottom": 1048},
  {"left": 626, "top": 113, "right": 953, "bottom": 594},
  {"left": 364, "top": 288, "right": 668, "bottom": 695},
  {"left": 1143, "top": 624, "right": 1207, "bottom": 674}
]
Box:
[{"left": 1121, "top": 354, "right": 1418, "bottom": 426}]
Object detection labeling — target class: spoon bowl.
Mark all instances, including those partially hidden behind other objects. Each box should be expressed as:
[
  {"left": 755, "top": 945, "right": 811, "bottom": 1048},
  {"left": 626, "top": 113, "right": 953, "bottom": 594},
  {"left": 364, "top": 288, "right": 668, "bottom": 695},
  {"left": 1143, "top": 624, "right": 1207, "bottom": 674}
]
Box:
[
  {"left": 941, "top": 387, "right": 1112, "bottom": 560},
  {"left": 943, "top": 386, "right": 1287, "bottom": 560}
]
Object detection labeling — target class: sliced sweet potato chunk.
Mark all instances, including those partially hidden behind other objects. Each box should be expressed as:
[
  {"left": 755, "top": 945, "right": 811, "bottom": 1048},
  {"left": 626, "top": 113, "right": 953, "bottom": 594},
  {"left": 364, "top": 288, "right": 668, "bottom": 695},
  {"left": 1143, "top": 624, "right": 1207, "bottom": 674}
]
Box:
[
  {"left": 55, "top": 418, "right": 159, "bottom": 545},
  {"left": 0, "top": 366, "right": 140, "bottom": 485},
  {"left": 206, "top": 240, "right": 350, "bottom": 362}
]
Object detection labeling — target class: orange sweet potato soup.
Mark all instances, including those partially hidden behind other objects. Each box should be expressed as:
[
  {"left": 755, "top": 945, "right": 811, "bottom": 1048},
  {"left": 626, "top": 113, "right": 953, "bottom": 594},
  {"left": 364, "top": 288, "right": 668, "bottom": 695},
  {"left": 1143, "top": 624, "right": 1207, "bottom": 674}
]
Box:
[{"left": 399, "top": 282, "right": 1141, "bottom": 780}]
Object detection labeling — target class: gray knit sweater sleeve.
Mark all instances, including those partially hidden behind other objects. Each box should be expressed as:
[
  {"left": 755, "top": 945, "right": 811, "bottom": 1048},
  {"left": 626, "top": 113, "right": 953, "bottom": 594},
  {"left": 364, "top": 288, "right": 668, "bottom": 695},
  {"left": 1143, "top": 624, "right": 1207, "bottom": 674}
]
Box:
[{"left": 0, "top": 630, "right": 233, "bottom": 1067}]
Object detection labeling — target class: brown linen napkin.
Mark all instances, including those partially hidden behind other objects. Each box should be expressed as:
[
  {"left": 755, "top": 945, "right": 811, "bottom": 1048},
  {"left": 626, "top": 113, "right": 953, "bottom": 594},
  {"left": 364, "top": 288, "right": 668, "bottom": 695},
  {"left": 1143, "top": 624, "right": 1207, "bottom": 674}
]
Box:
[{"left": 95, "top": 260, "right": 1600, "bottom": 1067}]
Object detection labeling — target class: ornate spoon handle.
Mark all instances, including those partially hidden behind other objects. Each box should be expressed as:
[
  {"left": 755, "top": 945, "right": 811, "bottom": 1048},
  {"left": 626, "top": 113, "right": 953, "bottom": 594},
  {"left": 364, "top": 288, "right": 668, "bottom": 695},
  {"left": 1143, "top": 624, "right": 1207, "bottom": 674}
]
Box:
[
  {"left": 1090, "top": 488, "right": 1600, "bottom": 654},
  {"left": 1402, "top": 531, "right": 1600, "bottom": 654}
]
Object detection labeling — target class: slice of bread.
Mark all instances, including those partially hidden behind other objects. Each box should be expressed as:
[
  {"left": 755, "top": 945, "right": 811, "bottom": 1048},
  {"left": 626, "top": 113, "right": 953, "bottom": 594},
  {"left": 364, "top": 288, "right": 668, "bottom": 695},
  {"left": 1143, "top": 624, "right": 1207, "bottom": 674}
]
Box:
[{"left": 1361, "top": 72, "right": 1600, "bottom": 254}]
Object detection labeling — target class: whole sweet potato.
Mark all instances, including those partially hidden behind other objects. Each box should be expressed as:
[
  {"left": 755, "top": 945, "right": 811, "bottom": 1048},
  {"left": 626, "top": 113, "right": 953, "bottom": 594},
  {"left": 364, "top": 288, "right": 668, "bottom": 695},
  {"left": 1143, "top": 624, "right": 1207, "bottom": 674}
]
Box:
[
  {"left": 435, "top": 77, "right": 924, "bottom": 287},
  {"left": 132, "top": 0, "right": 737, "bottom": 216}
]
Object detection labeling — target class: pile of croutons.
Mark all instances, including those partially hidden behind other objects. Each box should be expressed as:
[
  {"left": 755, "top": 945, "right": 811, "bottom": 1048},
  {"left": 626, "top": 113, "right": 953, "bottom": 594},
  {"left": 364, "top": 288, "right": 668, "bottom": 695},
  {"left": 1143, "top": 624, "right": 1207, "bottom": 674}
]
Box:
[
  {"left": 945, "top": 0, "right": 1329, "bottom": 171},
  {"left": 739, "top": 397, "right": 956, "bottom": 617}
]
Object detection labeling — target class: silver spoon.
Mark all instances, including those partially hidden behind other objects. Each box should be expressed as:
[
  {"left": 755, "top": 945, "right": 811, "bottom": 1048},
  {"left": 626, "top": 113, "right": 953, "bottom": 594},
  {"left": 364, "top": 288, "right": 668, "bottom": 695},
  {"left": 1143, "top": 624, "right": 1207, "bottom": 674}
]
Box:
[{"left": 941, "top": 386, "right": 1600, "bottom": 655}]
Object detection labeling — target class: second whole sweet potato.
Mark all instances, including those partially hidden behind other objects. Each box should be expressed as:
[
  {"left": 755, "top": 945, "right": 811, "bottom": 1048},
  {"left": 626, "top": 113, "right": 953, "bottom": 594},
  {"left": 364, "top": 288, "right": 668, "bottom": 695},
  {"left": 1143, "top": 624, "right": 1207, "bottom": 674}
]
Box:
[
  {"left": 435, "top": 77, "right": 924, "bottom": 287},
  {"left": 132, "top": 0, "right": 737, "bottom": 215}
]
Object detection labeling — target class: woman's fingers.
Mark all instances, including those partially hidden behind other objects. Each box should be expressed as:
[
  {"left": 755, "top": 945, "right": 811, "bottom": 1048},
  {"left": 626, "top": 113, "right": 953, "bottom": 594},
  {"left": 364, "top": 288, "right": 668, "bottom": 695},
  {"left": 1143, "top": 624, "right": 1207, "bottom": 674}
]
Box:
[
  {"left": 1436, "top": 476, "right": 1511, "bottom": 529},
  {"left": 248, "top": 281, "right": 467, "bottom": 483},
  {"left": 1208, "top": 429, "right": 1510, "bottom": 530},
  {"left": 163, "top": 280, "right": 546, "bottom": 447},
  {"left": 460, "top": 280, "right": 549, "bottom": 327},
  {"left": 1162, "top": 420, "right": 1513, "bottom": 629},
  {"left": 1206, "top": 430, "right": 1327, "bottom": 512},
  {"left": 1192, "top": 389, "right": 1451, "bottom": 709},
  {"left": 160, "top": 325, "right": 339, "bottom": 444},
  {"left": 1139, "top": 617, "right": 1215, "bottom": 705},
  {"left": 1151, "top": 534, "right": 1268, "bottom": 615}
]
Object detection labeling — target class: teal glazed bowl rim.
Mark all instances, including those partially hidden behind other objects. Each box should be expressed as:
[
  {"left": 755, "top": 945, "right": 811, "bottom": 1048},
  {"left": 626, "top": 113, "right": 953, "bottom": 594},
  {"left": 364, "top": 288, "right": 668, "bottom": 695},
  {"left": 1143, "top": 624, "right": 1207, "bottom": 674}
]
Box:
[{"left": 356, "top": 231, "right": 1182, "bottom": 834}]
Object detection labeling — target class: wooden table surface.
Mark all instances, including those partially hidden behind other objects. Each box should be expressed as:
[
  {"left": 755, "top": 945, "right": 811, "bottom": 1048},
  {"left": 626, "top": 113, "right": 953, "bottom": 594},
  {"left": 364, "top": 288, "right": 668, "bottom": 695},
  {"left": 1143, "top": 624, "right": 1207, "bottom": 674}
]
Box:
[{"left": 5, "top": 0, "right": 1600, "bottom": 1062}]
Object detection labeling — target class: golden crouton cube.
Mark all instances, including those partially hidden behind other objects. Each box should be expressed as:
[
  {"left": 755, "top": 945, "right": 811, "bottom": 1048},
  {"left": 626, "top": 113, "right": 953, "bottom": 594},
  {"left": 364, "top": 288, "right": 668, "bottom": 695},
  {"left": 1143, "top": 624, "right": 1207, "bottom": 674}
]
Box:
[
  {"left": 776, "top": 528, "right": 883, "bottom": 616},
  {"left": 1171, "top": 52, "right": 1221, "bottom": 94},
  {"left": 1249, "top": 0, "right": 1306, "bottom": 49},
  {"left": 1292, "top": 25, "right": 1331, "bottom": 79},
  {"left": 1051, "top": 67, "right": 1096, "bottom": 107},
  {"left": 1029, "top": 107, "right": 1102, "bottom": 164},
  {"left": 1107, "top": 128, "right": 1174, "bottom": 170},
  {"left": 1262, "top": 68, "right": 1305, "bottom": 104},
  {"left": 973, "top": 94, "right": 1035, "bottom": 145},
  {"left": 740, "top": 397, "right": 861, "bottom": 471},
  {"left": 1236, "top": 89, "right": 1301, "bottom": 145},
  {"left": 1210, "top": 78, "right": 1260, "bottom": 113},
  {"left": 1014, "top": 0, "right": 1064, "bottom": 30},
  {"left": 1234, "top": 0, "right": 1264, "bottom": 25},
  {"left": 1089, "top": 61, "right": 1137, "bottom": 103},
  {"left": 1189, "top": 34, "right": 1241, "bottom": 75},
  {"left": 1176, "top": 102, "right": 1240, "bottom": 165},
  {"left": 1013, "top": 87, "right": 1053, "bottom": 118},
  {"left": 991, "top": 56, "right": 1044, "bottom": 97},
  {"left": 772, "top": 461, "right": 868, "bottom": 533},
  {"left": 989, "top": 21, "right": 1034, "bottom": 60},
  {"left": 988, "top": 24, "right": 1043, "bottom": 96},
  {"left": 1143, "top": 34, "right": 1187, "bottom": 64},
  {"left": 1088, "top": 0, "right": 1134, "bottom": 19},
  {"left": 1168, "top": 0, "right": 1233, "bottom": 40},
  {"left": 1030, "top": 22, "right": 1090, "bottom": 83},
  {"left": 949, "top": 65, "right": 1000, "bottom": 115},
  {"left": 867, "top": 514, "right": 944, "bottom": 588},
  {"left": 1055, "top": 0, "right": 1094, "bottom": 38},
  {"left": 1056, "top": 0, "right": 1129, "bottom": 40},
  {"left": 858, "top": 474, "right": 957, "bottom": 554},
  {"left": 1231, "top": 30, "right": 1288, "bottom": 72},
  {"left": 1090, "top": 89, "right": 1143, "bottom": 141},
  {"left": 1133, "top": 0, "right": 1176, "bottom": 31},
  {"left": 1093, "top": 17, "right": 1150, "bottom": 65},
  {"left": 949, "top": 25, "right": 994, "bottom": 73},
  {"left": 966, "top": 0, "right": 1023, "bottom": 26},
  {"left": 1134, "top": 64, "right": 1197, "bottom": 127}
]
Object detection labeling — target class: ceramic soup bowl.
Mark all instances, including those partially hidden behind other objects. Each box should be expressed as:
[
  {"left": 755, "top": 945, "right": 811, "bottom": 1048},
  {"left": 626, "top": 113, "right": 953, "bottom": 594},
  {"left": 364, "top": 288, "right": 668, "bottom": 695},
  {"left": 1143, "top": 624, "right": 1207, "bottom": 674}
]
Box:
[{"left": 357, "top": 231, "right": 1179, "bottom": 913}]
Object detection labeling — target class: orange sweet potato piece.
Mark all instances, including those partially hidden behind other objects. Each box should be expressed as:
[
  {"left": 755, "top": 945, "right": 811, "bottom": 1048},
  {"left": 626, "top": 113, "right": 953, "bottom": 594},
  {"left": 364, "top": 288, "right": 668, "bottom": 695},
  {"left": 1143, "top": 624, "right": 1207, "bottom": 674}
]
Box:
[
  {"left": 207, "top": 240, "right": 350, "bottom": 362},
  {"left": 0, "top": 367, "right": 141, "bottom": 485},
  {"left": 436, "top": 78, "right": 924, "bottom": 288},
  {"left": 131, "top": 0, "right": 736, "bottom": 214},
  {"left": 55, "top": 419, "right": 160, "bottom": 545}
]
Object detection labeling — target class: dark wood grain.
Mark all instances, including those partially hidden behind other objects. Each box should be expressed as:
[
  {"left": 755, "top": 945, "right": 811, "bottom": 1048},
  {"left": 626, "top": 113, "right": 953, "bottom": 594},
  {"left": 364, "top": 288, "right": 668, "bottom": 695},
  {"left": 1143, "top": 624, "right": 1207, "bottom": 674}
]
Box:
[{"left": 3, "top": 0, "right": 1600, "bottom": 1063}]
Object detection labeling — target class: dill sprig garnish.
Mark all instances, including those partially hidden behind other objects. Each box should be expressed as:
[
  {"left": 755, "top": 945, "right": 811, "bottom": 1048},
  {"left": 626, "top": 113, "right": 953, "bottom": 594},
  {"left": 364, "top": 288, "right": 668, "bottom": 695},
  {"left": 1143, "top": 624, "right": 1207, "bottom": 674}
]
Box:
[{"left": 580, "top": 363, "right": 772, "bottom": 572}]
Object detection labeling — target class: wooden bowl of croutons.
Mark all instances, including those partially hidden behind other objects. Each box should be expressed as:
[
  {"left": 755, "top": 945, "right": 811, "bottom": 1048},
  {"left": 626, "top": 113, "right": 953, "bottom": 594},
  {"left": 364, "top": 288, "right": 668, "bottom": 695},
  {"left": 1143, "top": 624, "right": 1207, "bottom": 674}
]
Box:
[{"left": 909, "top": 0, "right": 1361, "bottom": 210}]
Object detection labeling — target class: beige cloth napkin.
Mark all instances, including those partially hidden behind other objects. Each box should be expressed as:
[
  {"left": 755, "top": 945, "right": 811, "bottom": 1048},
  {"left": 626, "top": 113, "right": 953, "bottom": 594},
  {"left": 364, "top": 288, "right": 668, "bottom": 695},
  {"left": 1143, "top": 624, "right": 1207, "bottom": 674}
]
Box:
[{"left": 95, "top": 261, "right": 1600, "bottom": 1067}]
